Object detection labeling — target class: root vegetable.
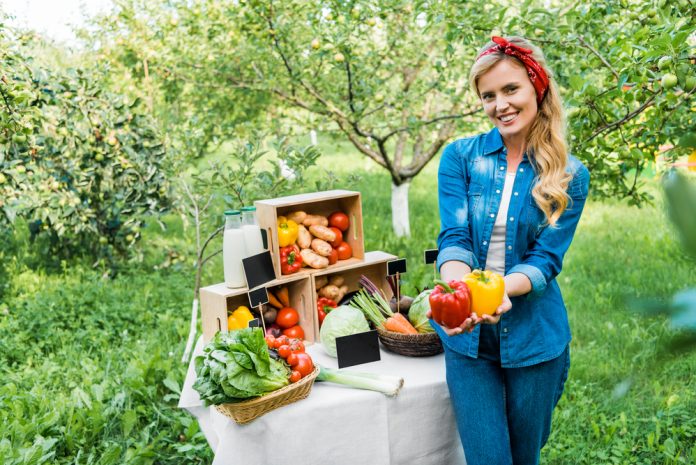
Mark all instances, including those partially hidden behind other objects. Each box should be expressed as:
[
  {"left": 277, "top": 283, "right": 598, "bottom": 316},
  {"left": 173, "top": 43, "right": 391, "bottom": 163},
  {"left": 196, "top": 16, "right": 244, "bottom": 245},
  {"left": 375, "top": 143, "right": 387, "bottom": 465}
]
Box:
[
  {"left": 267, "top": 291, "right": 284, "bottom": 309},
  {"left": 311, "top": 238, "right": 333, "bottom": 257},
  {"left": 319, "top": 284, "right": 341, "bottom": 301},
  {"left": 301, "top": 249, "right": 329, "bottom": 269},
  {"left": 262, "top": 306, "right": 278, "bottom": 324},
  {"left": 309, "top": 224, "right": 336, "bottom": 242},
  {"left": 329, "top": 275, "right": 344, "bottom": 287},
  {"left": 287, "top": 211, "right": 307, "bottom": 224},
  {"left": 303, "top": 214, "right": 329, "bottom": 227},
  {"left": 315, "top": 276, "right": 329, "bottom": 289},
  {"left": 336, "top": 285, "right": 349, "bottom": 303},
  {"left": 297, "top": 224, "right": 312, "bottom": 249}
]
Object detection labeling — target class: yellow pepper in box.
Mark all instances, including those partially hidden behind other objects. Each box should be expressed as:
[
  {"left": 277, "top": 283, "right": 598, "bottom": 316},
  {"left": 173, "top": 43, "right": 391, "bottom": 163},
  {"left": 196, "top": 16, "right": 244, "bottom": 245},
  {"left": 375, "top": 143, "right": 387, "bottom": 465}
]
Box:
[
  {"left": 463, "top": 270, "right": 505, "bottom": 316},
  {"left": 277, "top": 216, "right": 299, "bottom": 247},
  {"left": 227, "top": 306, "right": 255, "bottom": 330}
]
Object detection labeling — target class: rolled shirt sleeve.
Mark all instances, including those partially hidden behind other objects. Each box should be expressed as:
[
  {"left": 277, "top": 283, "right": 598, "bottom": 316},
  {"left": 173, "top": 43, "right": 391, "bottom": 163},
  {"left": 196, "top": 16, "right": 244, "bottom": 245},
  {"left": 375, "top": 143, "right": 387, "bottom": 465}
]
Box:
[
  {"left": 436, "top": 141, "right": 480, "bottom": 272},
  {"left": 507, "top": 161, "right": 591, "bottom": 299}
]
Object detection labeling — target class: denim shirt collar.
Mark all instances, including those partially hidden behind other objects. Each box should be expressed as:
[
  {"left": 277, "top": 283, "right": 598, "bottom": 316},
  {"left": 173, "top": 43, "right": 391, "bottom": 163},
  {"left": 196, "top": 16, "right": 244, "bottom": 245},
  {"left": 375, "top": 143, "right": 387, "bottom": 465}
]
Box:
[{"left": 482, "top": 127, "right": 504, "bottom": 156}]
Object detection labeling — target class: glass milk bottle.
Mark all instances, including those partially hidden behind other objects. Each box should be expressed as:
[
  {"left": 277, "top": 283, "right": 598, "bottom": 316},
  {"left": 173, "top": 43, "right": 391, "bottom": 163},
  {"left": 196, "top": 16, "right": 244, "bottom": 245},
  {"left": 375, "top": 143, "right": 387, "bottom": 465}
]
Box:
[
  {"left": 223, "top": 210, "right": 248, "bottom": 288},
  {"left": 241, "top": 206, "right": 264, "bottom": 257}
]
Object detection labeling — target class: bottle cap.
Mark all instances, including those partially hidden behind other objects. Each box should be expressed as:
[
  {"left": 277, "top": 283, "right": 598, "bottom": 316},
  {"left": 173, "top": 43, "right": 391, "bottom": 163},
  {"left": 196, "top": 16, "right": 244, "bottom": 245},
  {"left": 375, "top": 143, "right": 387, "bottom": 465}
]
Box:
[
  {"left": 224, "top": 209, "right": 241, "bottom": 216},
  {"left": 240, "top": 206, "right": 257, "bottom": 212}
]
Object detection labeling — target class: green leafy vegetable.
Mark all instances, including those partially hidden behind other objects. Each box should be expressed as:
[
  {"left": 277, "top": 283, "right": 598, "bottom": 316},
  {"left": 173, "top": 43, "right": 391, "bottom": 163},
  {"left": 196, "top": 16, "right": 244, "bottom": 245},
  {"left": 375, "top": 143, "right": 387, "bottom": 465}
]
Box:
[
  {"left": 319, "top": 305, "right": 370, "bottom": 357},
  {"left": 193, "top": 328, "right": 290, "bottom": 405},
  {"left": 408, "top": 290, "right": 435, "bottom": 333}
]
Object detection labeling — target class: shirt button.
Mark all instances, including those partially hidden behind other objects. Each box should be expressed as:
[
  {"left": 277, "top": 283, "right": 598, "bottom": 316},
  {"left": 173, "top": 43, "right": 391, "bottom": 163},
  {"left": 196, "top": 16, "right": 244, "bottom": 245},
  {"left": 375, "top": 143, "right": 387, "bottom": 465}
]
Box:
[
  {"left": 509, "top": 217, "right": 514, "bottom": 222},
  {"left": 519, "top": 168, "right": 524, "bottom": 173},
  {"left": 507, "top": 245, "right": 512, "bottom": 250},
  {"left": 503, "top": 328, "right": 508, "bottom": 333},
  {"left": 496, "top": 189, "right": 501, "bottom": 194},
  {"left": 490, "top": 213, "right": 495, "bottom": 218},
  {"left": 499, "top": 166, "right": 505, "bottom": 171},
  {"left": 513, "top": 192, "right": 518, "bottom": 196},
  {"left": 482, "top": 241, "right": 488, "bottom": 245}
]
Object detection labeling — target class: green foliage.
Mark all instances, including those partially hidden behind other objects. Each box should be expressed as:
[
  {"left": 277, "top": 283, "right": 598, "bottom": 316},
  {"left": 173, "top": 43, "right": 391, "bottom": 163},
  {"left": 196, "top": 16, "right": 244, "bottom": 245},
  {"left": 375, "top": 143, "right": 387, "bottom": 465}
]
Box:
[{"left": 1, "top": 27, "right": 171, "bottom": 265}]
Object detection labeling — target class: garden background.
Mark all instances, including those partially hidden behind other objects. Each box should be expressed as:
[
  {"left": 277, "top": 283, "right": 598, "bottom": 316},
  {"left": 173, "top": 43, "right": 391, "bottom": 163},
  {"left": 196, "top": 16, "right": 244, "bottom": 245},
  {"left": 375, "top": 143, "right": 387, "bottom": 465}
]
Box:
[{"left": 1, "top": 1, "right": 695, "bottom": 464}]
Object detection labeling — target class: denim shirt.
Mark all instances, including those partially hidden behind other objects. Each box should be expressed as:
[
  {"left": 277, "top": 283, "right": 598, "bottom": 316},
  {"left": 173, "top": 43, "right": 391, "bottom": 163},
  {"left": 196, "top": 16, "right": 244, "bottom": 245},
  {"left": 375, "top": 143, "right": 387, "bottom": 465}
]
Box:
[{"left": 433, "top": 127, "right": 590, "bottom": 368}]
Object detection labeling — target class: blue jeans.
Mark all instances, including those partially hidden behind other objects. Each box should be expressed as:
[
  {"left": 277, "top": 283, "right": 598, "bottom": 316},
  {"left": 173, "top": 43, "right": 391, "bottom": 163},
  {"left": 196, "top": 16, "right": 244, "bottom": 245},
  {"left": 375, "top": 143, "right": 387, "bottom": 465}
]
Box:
[{"left": 444, "top": 343, "right": 570, "bottom": 465}]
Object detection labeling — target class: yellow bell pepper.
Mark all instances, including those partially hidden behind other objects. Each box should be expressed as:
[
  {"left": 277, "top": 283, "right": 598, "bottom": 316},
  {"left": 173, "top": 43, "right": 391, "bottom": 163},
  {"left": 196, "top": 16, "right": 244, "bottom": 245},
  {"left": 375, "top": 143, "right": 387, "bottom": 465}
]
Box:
[
  {"left": 463, "top": 270, "right": 505, "bottom": 316},
  {"left": 277, "top": 216, "right": 299, "bottom": 247},
  {"left": 227, "top": 306, "right": 255, "bottom": 330}
]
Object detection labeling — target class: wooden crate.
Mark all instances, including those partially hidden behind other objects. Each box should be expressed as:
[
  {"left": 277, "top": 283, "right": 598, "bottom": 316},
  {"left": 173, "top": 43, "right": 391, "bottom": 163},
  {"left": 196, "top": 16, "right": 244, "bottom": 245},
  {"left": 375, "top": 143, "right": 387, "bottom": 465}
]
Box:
[
  {"left": 311, "top": 251, "right": 397, "bottom": 342},
  {"left": 255, "top": 190, "right": 364, "bottom": 279},
  {"left": 200, "top": 274, "right": 316, "bottom": 344}
]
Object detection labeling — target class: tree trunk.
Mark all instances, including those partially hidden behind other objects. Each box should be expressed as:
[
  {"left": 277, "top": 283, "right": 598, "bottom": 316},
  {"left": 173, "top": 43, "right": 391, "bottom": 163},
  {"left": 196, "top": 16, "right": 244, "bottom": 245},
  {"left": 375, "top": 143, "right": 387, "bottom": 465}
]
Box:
[{"left": 391, "top": 181, "right": 411, "bottom": 237}]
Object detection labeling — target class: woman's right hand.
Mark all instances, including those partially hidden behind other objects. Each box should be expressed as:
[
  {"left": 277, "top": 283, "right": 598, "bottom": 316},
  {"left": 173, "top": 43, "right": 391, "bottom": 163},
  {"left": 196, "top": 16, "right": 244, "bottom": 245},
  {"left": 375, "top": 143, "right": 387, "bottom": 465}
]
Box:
[{"left": 426, "top": 309, "right": 482, "bottom": 336}]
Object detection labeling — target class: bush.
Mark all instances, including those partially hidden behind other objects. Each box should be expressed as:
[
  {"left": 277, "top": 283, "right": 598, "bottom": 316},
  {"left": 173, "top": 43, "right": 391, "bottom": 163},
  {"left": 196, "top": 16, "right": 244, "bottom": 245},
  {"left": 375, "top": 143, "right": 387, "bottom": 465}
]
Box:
[{"left": 1, "top": 27, "right": 170, "bottom": 267}]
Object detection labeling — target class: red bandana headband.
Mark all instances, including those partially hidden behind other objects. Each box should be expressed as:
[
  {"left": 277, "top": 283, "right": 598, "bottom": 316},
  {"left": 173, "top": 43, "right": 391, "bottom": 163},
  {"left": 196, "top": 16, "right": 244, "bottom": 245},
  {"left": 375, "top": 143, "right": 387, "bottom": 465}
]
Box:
[{"left": 476, "top": 36, "right": 550, "bottom": 104}]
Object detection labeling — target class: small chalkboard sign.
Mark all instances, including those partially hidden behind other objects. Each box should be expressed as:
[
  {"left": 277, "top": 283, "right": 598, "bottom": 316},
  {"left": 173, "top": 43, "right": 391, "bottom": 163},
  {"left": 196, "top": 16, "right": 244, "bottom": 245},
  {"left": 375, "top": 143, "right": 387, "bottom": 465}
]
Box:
[
  {"left": 247, "top": 286, "right": 269, "bottom": 309},
  {"left": 387, "top": 258, "right": 407, "bottom": 276},
  {"left": 248, "top": 318, "right": 261, "bottom": 328},
  {"left": 424, "top": 249, "right": 439, "bottom": 265},
  {"left": 336, "top": 330, "right": 380, "bottom": 368},
  {"left": 242, "top": 251, "right": 276, "bottom": 290}
]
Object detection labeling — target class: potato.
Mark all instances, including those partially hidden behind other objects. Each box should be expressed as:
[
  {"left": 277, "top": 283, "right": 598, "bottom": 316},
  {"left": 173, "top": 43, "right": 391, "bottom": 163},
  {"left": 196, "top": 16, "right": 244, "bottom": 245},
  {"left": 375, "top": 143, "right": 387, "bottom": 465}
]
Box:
[
  {"left": 318, "top": 284, "right": 341, "bottom": 301},
  {"left": 336, "top": 285, "right": 349, "bottom": 303},
  {"left": 315, "top": 276, "right": 328, "bottom": 289},
  {"left": 329, "top": 275, "right": 344, "bottom": 287},
  {"left": 287, "top": 211, "right": 307, "bottom": 224},
  {"left": 311, "top": 238, "right": 333, "bottom": 257},
  {"left": 300, "top": 249, "right": 329, "bottom": 269},
  {"left": 303, "top": 214, "right": 329, "bottom": 227},
  {"left": 308, "top": 224, "right": 336, "bottom": 242},
  {"left": 297, "top": 224, "right": 312, "bottom": 249}
]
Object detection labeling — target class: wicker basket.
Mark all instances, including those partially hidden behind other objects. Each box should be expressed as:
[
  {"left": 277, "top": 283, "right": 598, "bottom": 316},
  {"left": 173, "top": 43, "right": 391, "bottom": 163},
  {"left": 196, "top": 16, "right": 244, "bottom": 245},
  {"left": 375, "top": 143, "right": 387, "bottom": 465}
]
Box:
[
  {"left": 376, "top": 327, "right": 443, "bottom": 357},
  {"left": 214, "top": 366, "right": 320, "bottom": 425}
]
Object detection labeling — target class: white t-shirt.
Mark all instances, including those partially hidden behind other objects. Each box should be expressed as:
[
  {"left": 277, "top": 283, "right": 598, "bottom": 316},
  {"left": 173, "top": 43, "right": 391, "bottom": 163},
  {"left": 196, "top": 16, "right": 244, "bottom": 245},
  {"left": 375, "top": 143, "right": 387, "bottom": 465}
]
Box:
[{"left": 485, "top": 172, "right": 516, "bottom": 275}]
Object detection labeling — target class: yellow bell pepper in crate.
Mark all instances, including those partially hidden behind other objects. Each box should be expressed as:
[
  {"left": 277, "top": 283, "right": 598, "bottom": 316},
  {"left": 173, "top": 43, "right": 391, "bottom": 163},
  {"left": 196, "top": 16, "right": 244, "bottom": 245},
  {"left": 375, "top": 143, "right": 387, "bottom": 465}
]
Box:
[
  {"left": 277, "top": 216, "right": 299, "bottom": 247},
  {"left": 227, "top": 306, "right": 255, "bottom": 331}
]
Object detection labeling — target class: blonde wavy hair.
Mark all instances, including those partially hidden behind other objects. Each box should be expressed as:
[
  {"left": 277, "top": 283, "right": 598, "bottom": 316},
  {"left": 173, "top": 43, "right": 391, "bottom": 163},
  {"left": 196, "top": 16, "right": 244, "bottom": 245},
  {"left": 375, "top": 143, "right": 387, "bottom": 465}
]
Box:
[{"left": 469, "top": 36, "right": 572, "bottom": 226}]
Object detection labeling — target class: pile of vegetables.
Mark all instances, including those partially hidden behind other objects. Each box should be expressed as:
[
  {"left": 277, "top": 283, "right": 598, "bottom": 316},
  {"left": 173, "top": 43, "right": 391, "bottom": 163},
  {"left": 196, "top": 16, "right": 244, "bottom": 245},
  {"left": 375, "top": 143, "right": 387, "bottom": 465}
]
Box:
[
  {"left": 351, "top": 276, "right": 418, "bottom": 335},
  {"left": 278, "top": 210, "right": 353, "bottom": 273},
  {"left": 315, "top": 273, "right": 348, "bottom": 327},
  {"left": 193, "top": 328, "right": 291, "bottom": 405},
  {"left": 260, "top": 285, "right": 305, "bottom": 340},
  {"left": 194, "top": 328, "right": 404, "bottom": 407}
]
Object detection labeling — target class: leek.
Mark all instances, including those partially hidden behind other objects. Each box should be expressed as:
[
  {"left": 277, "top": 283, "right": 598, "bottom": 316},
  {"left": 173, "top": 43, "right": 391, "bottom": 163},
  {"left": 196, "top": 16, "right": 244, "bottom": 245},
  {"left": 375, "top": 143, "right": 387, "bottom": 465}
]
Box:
[{"left": 317, "top": 365, "right": 404, "bottom": 396}]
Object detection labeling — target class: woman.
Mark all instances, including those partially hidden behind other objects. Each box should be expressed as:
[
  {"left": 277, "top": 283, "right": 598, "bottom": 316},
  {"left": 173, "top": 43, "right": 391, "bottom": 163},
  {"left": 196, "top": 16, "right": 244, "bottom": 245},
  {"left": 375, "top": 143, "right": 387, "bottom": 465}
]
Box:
[{"left": 432, "top": 36, "right": 590, "bottom": 465}]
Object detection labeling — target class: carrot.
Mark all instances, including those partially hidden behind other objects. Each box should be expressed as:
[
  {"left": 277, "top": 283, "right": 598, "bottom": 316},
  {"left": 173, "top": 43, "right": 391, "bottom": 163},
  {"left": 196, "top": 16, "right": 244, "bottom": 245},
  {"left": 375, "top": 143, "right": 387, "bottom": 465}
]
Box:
[
  {"left": 383, "top": 313, "right": 418, "bottom": 335},
  {"left": 276, "top": 286, "right": 290, "bottom": 307},
  {"left": 267, "top": 290, "right": 283, "bottom": 309}
]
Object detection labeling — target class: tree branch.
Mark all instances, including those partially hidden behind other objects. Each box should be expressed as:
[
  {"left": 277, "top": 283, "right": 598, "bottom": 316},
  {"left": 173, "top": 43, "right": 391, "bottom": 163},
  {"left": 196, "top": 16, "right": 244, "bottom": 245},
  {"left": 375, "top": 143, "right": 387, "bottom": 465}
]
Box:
[
  {"left": 584, "top": 94, "right": 657, "bottom": 143},
  {"left": 577, "top": 35, "right": 620, "bottom": 81},
  {"left": 345, "top": 58, "right": 356, "bottom": 114}
]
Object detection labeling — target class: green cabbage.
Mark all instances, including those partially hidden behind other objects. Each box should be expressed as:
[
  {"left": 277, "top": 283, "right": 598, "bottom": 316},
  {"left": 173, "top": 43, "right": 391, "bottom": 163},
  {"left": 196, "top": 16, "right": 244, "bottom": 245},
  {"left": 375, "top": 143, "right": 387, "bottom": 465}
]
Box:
[
  {"left": 193, "top": 328, "right": 290, "bottom": 405},
  {"left": 319, "top": 305, "right": 370, "bottom": 357},
  {"left": 408, "top": 289, "right": 435, "bottom": 333}
]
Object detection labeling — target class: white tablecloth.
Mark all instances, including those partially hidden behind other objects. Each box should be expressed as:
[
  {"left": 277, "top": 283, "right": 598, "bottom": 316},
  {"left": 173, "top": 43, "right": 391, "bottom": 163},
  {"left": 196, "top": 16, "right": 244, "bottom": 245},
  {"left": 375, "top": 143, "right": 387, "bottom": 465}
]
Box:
[{"left": 179, "top": 336, "right": 465, "bottom": 465}]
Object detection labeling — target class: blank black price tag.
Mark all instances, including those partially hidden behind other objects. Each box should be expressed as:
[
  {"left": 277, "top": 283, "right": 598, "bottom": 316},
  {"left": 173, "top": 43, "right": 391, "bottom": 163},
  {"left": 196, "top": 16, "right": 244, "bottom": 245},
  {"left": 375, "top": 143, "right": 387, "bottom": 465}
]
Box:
[
  {"left": 243, "top": 251, "right": 276, "bottom": 289},
  {"left": 248, "top": 318, "right": 261, "bottom": 328},
  {"left": 247, "top": 287, "right": 269, "bottom": 309},
  {"left": 387, "top": 258, "right": 407, "bottom": 276},
  {"left": 424, "top": 249, "right": 439, "bottom": 265},
  {"left": 336, "top": 330, "right": 380, "bottom": 368}
]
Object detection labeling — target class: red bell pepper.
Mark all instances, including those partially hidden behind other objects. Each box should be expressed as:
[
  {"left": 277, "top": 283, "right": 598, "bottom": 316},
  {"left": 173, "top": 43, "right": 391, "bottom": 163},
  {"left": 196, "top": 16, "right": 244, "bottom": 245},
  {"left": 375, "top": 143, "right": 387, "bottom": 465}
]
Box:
[
  {"left": 428, "top": 279, "right": 472, "bottom": 328},
  {"left": 280, "top": 244, "right": 303, "bottom": 275},
  {"left": 317, "top": 297, "right": 338, "bottom": 326}
]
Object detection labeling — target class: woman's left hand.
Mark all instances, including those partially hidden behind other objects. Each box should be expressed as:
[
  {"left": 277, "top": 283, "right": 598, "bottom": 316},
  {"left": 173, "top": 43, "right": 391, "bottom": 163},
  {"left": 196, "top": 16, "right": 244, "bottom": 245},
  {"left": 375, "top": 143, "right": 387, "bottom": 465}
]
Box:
[{"left": 480, "top": 292, "right": 512, "bottom": 325}]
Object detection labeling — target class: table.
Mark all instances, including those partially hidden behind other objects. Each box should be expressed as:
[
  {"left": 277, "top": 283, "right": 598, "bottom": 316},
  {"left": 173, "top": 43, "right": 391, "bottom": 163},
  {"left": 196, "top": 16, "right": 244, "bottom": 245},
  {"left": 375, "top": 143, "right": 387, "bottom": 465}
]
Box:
[{"left": 179, "top": 336, "right": 465, "bottom": 465}]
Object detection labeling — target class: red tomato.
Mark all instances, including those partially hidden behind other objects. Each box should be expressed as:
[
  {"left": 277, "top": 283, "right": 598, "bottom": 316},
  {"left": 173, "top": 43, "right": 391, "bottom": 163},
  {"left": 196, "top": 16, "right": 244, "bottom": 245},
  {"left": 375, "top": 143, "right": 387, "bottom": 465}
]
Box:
[
  {"left": 283, "top": 325, "right": 305, "bottom": 340},
  {"left": 289, "top": 370, "right": 302, "bottom": 383},
  {"left": 289, "top": 340, "right": 305, "bottom": 354},
  {"left": 327, "top": 248, "right": 338, "bottom": 265},
  {"left": 294, "top": 353, "right": 314, "bottom": 377},
  {"left": 328, "top": 212, "right": 349, "bottom": 232},
  {"left": 278, "top": 345, "right": 291, "bottom": 359},
  {"left": 276, "top": 307, "right": 300, "bottom": 329},
  {"left": 273, "top": 335, "right": 290, "bottom": 349},
  {"left": 264, "top": 336, "right": 276, "bottom": 349},
  {"left": 328, "top": 227, "right": 343, "bottom": 248},
  {"left": 336, "top": 241, "right": 352, "bottom": 260},
  {"left": 286, "top": 353, "right": 299, "bottom": 366}
]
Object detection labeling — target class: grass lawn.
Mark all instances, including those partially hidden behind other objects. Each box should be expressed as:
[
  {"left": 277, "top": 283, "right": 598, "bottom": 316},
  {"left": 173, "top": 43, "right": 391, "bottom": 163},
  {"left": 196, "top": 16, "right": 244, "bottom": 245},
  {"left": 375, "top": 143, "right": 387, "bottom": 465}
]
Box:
[{"left": 1, "top": 136, "right": 695, "bottom": 464}]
